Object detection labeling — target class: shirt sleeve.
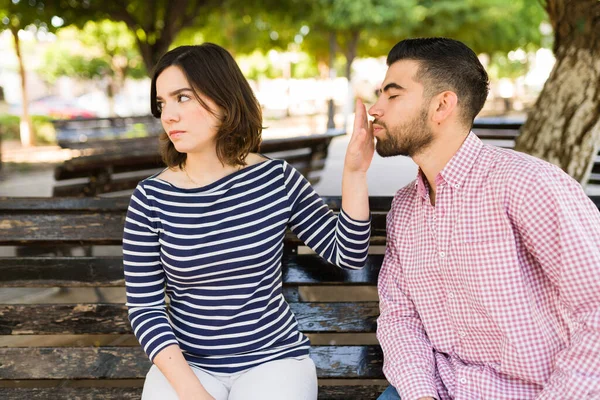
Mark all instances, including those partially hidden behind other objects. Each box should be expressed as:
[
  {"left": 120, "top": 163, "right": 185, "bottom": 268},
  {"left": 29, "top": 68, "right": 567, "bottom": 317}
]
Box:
[
  {"left": 123, "top": 184, "right": 179, "bottom": 361},
  {"left": 514, "top": 167, "right": 600, "bottom": 399},
  {"left": 376, "top": 194, "right": 439, "bottom": 400},
  {"left": 282, "top": 161, "right": 371, "bottom": 270}
]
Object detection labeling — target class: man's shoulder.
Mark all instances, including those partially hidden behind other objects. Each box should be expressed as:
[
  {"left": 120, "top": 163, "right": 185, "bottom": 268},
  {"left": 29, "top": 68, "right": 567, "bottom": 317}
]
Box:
[{"left": 484, "top": 145, "right": 572, "bottom": 187}]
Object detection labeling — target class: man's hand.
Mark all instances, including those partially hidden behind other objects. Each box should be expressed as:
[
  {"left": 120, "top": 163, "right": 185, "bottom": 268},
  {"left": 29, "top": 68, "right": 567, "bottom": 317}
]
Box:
[{"left": 344, "top": 98, "right": 375, "bottom": 174}]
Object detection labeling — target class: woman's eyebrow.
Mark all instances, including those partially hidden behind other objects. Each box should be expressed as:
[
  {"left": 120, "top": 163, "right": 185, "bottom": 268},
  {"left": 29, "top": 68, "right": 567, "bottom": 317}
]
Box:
[{"left": 156, "top": 87, "right": 194, "bottom": 100}]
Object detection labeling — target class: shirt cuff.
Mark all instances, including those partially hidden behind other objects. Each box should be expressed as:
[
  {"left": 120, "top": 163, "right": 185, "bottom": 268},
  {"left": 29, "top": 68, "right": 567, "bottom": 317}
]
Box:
[
  {"left": 339, "top": 207, "right": 372, "bottom": 225},
  {"left": 392, "top": 370, "right": 439, "bottom": 400}
]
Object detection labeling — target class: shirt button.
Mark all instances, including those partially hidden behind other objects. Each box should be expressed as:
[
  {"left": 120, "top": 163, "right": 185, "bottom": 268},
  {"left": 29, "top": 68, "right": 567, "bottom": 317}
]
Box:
[
  {"left": 459, "top": 377, "right": 467, "bottom": 384},
  {"left": 439, "top": 251, "right": 445, "bottom": 258},
  {"left": 454, "top": 184, "right": 460, "bottom": 189},
  {"left": 447, "top": 292, "right": 454, "bottom": 299},
  {"left": 459, "top": 331, "right": 467, "bottom": 338}
]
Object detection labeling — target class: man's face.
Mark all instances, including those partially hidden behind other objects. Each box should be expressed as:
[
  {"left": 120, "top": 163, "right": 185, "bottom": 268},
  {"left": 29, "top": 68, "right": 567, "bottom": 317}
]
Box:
[{"left": 369, "top": 59, "right": 433, "bottom": 157}]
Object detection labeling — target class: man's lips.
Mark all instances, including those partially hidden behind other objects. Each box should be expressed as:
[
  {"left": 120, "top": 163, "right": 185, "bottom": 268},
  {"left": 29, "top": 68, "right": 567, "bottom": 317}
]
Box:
[{"left": 372, "top": 124, "right": 384, "bottom": 135}]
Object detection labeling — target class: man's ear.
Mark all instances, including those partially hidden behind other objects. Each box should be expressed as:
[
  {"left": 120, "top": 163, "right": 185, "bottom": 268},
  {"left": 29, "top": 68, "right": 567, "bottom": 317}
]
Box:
[{"left": 430, "top": 91, "right": 458, "bottom": 125}]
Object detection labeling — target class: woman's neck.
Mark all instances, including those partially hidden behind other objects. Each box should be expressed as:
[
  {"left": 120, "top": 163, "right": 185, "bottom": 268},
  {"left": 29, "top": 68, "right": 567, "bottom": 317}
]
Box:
[{"left": 183, "top": 151, "right": 241, "bottom": 187}]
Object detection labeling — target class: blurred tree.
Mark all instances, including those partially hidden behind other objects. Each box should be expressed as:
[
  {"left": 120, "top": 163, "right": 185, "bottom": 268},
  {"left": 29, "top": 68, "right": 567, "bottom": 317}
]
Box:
[
  {"left": 40, "top": 21, "right": 146, "bottom": 116},
  {"left": 57, "top": 0, "right": 294, "bottom": 76},
  {"left": 515, "top": 0, "right": 600, "bottom": 184},
  {"left": 57, "top": 0, "right": 221, "bottom": 75},
  {"left": 0, "top": 0, "right": 57, "bottom": 146},
  {"left": 174, "top": 1, "right": 299, "bottom": 57},
  {"left": 405, "top": 0, "right": 546, "bottom": 54}
]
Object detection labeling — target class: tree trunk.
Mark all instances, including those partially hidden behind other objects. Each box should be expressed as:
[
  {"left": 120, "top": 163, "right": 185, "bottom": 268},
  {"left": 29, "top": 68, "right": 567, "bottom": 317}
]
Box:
[
  {"left": 327, "top": 31, "right": 338, "bottom": 130},
  {"left": 109, "top": 0, "right": 202, "bottom": 76},
  {"left": 11, "top": 27, "right": 35, "bottom": 147},
  {"left": 341, "top": 30, "right": 360, "bottom": 132},
  {"left": 514, "top": 0, "right": 600, "bottom": 184}
]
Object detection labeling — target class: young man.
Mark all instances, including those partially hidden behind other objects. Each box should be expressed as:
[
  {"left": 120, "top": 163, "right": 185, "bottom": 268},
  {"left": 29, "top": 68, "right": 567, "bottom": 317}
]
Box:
[{"left": 369, "top": 38, "right": 600, "bottom": 399}]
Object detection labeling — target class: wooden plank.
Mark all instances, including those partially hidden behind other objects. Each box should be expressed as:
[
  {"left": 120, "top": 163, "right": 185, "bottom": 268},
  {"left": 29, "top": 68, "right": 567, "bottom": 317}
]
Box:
[
  {"left": 0, "top": 197, "right": 130, "bottom": 211},
  {"left": 0, "top": 213, "right": 125, "bottom": 245},
  {"left": 0, "top": 254, "right": 383, "bottom": 287},
  {"left": 0, "top": 213, "right": 386, "bottom": 245},
  {"left": 0, "top": 257, "right": 125, "bottom": 287},
  {"left": 0, "top": 196, "right": 391, "bottom": 213},
  {"left": 0, "top": 302, "right": 379, "bottom": 335},
  {"left": 0, "top": 387, "right": 142, "bottom": 400},
  {"left": 0, "top": 385, "right": 387, "bottom": 400},
  {"left": 0, "top": 346, "right": 384, "bottom": 379},
  {"left": 472, "top": 120, "right": 523, "bottom": 130},
  {"left": 472, "top": 128, "right": 519, "bottom": 140},
  {"left": 283, "top": 254, "right": 382, "bottom": 285}
]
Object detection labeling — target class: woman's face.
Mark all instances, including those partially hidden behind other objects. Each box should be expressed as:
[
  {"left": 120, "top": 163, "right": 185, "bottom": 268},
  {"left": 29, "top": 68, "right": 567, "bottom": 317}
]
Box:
[{"left": 155, "top": 66, "right": 223, "bottom": 155}]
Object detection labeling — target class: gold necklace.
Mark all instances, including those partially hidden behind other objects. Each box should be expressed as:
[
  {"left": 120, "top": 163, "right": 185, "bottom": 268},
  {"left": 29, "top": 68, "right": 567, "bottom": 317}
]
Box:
[
  {"left": 182, "top": 166, "right": 201, "bottom": 186},
  {"left": 183, "top": 164, "right": 244, "bottom": 187}
]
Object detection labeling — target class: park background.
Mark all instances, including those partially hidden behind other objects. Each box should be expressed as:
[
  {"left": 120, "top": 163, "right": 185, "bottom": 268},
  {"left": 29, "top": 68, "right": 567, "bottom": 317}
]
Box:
[
  {"left": 0, "top": 0, "right": 598, "bottom": 396},
  {"left": 1, "top": 0, "right": 597, "bottom": 198}
]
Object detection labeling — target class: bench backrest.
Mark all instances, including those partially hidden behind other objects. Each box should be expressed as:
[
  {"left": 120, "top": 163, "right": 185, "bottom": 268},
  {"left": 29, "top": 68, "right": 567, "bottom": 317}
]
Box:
[
  {"left": 54, "top": 115, "right": 164, "bottom": 148},
  {"left": 53, "top": 130, "right": 345, "bottom": 197},
  {"left": 0, "top": 196, "right": 389, "bottom": 399},
  {"left": 472, "top": 120, "right": 600, "bottom": 185}
]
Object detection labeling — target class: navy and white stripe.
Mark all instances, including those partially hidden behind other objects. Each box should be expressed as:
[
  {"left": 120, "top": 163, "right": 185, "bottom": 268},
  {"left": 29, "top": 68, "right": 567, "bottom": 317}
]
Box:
[{"left": 123, "top": 159, "right": 371, "bottom": 373}]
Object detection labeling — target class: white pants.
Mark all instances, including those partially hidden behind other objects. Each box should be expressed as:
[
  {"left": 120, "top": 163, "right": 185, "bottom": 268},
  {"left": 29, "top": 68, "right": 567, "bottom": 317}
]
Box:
[{"left": 141, "top": 356, "right": 318, "bottom": 400}]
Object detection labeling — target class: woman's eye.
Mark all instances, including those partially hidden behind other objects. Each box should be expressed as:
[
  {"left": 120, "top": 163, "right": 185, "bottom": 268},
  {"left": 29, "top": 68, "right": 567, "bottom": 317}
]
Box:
[
  {"left": 388, "top": 95, "right": 398, "bottom": 100},
  {"left": 178, "top": 94, "right": 191, "bottom": 102},
  {"left": 156, "top": 102, "right": 163, "bottom": 112}
]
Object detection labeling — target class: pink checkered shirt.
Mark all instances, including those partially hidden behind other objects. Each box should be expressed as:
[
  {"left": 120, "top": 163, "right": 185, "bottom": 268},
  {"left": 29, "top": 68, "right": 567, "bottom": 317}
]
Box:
[{"left": 377, "top": 132, "right": 600, "bottom": 399}]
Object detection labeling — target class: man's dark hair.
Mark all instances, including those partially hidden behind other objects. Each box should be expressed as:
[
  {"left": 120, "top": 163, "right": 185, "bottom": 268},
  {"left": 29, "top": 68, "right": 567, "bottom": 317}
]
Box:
[
  {"left": 387, "top": 37, "right": 489, "bottom": 126},
  {"left": 151, "top": 43, "right": 262, "bottom": 168}
]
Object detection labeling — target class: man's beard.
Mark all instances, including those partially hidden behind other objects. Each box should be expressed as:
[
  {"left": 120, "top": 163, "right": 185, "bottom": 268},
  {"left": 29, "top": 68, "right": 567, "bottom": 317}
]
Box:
[{"left": 374, "top": 107, "right": 433, "bottom": 157}]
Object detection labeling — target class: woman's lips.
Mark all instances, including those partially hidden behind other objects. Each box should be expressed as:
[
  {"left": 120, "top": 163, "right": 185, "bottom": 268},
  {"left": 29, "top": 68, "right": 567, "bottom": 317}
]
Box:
[{"left": 169, "top": 130, "right": 185, "bottom": 139}]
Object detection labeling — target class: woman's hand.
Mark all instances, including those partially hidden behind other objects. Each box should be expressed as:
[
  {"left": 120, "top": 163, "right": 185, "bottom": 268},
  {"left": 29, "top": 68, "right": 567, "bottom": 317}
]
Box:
[{"left": 344, "top": 98, "right": 375, "bottom": 174}]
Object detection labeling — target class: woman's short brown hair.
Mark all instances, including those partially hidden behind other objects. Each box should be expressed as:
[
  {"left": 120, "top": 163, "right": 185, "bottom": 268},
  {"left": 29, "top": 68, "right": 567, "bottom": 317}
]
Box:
[{"left": 150, "top": 43, "right": 262, "bottom": 168}]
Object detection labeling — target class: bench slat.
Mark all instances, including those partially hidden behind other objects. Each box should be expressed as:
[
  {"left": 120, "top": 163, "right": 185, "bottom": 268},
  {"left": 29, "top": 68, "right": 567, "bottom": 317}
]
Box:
[
  {"left": 0, "top": 215, "right": 387, "bottom": 245},
  {"left": 0, "top": 385, "right": 387, "bottom": 400},
  {"left": 0, "top": 302, "right": 378, "bottom": 335},
  {"left": 0, "top": 346, "right": 384, "bottom": 379},
  {"left": 0, "top": 196, "right": 392, "bottom": 212},
  {"left": 0, "top": 255, "right": 382, "bottom": 287}
]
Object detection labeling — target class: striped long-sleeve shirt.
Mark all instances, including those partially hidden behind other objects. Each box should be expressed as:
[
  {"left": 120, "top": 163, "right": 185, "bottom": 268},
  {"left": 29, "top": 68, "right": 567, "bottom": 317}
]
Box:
[{"left": 123, "top": 159, "right": 371, "bottom": 374}]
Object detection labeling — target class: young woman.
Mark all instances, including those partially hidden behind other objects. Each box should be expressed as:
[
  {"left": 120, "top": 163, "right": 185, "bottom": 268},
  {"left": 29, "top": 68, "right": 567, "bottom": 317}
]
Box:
[{"left": 123, "top": 43, "right": 374, "bottom": 400}]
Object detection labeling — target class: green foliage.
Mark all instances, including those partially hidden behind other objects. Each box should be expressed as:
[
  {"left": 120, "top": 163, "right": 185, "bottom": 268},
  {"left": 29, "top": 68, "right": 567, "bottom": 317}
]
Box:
[
  {"left": 405, "top": 0, "right": 548, "bottom": 55},
  {"left": 39, "top": 21, "right": 145, "bottom": 83},
  {"left": 237, "top": 51, "right": 283, "bottom": 80},
  {"left": 0, "top": 114, "right": 56, "bottom": 144},
  {"left": 56, "top": 0, "right": 225, "bottom": 74},
  {"left": 0, "top": 0, "right": 57, "bottom": 33},
  {"left": 487, "top": 52, "right": 530, "bottom": 80}
]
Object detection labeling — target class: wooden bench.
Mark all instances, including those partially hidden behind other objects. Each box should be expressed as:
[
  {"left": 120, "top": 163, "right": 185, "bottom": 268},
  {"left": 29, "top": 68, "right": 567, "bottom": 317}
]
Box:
[
  {"left": 0, "top": 196, "right": 390, "bottom": 399},
  {"left": 53, "top": 115, "right": 164, "bottom": 149},
  {"left": 53, "top": 129, "right": 345, "bottom": 197},
  {"left": 472, "top": 120, "right": 600, "bottom": 186}
]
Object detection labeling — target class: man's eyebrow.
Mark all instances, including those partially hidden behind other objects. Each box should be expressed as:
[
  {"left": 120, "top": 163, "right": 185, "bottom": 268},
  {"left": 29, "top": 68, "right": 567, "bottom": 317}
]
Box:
[
  {"left": 380, "top": 83, "right": 405, "bottom": 94},
  {"left": 156, "top": 87, "right": 194, "bottom": 100}
]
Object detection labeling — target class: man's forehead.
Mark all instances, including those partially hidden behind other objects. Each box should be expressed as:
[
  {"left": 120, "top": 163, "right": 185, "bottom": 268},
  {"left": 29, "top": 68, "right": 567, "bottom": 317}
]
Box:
[{"left": 383, "top": 59, "right": 420, "bottom": 87}]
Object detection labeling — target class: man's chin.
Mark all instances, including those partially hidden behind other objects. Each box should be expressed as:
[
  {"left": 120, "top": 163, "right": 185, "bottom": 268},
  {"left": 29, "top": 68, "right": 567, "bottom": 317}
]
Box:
[{"left": 375, "top": 144, "right": 406, "bottom": 158}]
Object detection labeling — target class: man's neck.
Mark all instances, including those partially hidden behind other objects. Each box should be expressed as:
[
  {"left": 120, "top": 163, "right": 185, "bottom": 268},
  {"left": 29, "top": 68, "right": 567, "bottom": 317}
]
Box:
[{"left": 413, "top": 128, "right": 470, "bottom": 203}]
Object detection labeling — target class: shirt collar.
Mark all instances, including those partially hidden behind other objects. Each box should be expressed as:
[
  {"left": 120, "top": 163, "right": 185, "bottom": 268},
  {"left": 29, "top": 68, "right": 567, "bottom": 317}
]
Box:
[{"left": 415, "top": 132, "right": 484, "bottom": 198}]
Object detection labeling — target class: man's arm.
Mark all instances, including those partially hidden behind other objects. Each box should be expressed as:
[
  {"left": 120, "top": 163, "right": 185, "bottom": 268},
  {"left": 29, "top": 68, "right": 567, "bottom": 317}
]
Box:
[
  {"left": 514, "top": 167, "right": 600, "bottom": 399},
  {"left": 376, "top": 195, "right": 439, "bottom": 400}
]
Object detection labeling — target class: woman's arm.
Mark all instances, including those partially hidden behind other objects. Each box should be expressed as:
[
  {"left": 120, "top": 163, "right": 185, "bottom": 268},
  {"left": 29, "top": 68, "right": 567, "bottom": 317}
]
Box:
[
  {"left": 123, "top": 185, "right": 213, "bottom": 400},
  {"left": 153, "top": 344, "right": 215, "bottom": 400},
  {"left": 341, "top": 98, "right": 375, "bottom": 221}
]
